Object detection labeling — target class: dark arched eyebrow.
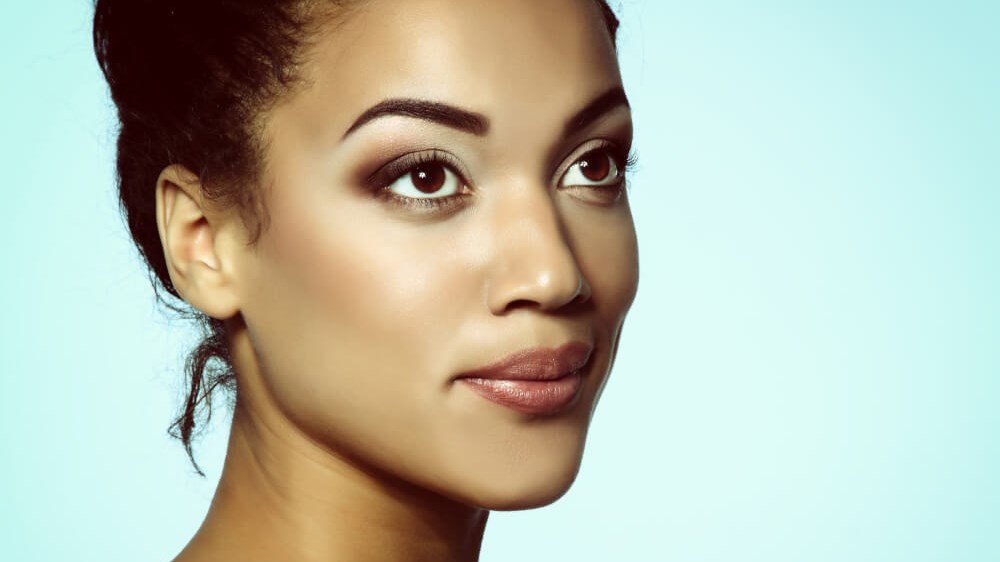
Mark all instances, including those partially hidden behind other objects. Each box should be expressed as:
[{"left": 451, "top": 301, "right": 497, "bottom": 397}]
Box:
[
  {"left": 343, "top": 99, "right": 489, "bottom": 139},
  {"left": 342, "top": 86, "right": 629, "bottom": 140},
  {"left": 563, "top": 86, "right": 630, "bottom": 137}
]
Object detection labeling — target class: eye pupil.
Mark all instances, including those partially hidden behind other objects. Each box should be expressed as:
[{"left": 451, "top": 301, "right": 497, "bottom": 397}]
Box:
[
  {"left": 411, "top": 163, "right": 446, "bottom": 193},
  {"left": 579, "top": 149, "right": 611, "bottom": 181}
]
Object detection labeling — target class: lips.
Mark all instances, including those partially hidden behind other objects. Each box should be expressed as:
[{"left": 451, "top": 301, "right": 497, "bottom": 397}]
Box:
[{"left": 455, "top": 341, "right": 594, "bottom": 415}]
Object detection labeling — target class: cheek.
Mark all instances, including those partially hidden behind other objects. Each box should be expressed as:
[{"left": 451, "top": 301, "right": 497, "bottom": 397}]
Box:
[
  {"left": 570, "top": 202, "right": 640, "bottom": 329},
  {"left": 564, "top": 202, "right": 639, "bottom": 411},
  {"left": 239, "top": 192, "right": 474, "bottom": 446}
]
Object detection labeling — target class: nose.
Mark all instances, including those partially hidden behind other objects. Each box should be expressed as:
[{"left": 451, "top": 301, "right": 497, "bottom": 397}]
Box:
[{"left": 485, "top": 186, "right": 592, "bottom": 315}]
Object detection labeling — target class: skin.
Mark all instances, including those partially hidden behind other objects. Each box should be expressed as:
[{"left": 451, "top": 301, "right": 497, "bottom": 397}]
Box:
[{"left": 156, "top": 0, "right": 638, "bottom": 560}]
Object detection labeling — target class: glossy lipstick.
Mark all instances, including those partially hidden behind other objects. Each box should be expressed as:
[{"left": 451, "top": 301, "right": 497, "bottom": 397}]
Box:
[{"left": 456, "top": 341, "right": 593, "bottom": 415}]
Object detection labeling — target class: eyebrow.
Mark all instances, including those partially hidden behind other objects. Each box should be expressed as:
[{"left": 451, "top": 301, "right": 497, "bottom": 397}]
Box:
[
  {"left": 341, "top": 85, "right": 630, "bottom": 140},
  {"left": 563, "top": 86, "right": 630, "bottom": 137},
  {"left": 343, "top": 99, "right": 489, "bottom": 139}
]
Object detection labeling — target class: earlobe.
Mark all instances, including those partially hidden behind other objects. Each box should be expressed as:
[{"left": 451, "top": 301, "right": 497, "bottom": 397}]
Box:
[{"left": 155, "top": 164, "right": 241, "bottom": 320}]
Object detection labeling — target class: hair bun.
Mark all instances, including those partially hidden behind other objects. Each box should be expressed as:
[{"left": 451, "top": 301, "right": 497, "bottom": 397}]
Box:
[{"left": 93, "top": 0, "right": 203, "bottom": 119}]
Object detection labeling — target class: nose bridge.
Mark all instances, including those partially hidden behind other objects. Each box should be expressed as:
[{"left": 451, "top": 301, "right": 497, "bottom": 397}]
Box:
[{"left": 485, "top": 180, "right": 591, "bottom": 314}]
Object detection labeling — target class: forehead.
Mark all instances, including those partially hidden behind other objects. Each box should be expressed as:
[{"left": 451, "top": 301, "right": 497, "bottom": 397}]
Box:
[{"left": 288, "top": 0, "right": 620, "bottom": 137}]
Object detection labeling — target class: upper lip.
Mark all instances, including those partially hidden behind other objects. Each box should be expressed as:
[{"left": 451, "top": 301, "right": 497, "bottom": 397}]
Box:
[{"left": 455, "top": 340, "right": 594, "bottom": 381}]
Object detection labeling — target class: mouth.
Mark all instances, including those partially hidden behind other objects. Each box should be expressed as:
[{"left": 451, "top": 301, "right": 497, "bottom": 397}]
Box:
[
  {"left": 453, "top": 340, "right": 593, "bottom": 415},
  {"left": 457, "top": 369, "right": 585, "bottom": 416}
]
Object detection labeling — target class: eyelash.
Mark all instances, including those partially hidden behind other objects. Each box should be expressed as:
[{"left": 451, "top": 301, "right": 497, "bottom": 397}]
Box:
[
  {"left": 367, "top": 141, "right": 639, "bottom": 212},
  {"left": 366, "top": 149, "right": 469, "bottom": 211},
  {"left": 571, "top": 141, "right": 639, "bottom": 195}
]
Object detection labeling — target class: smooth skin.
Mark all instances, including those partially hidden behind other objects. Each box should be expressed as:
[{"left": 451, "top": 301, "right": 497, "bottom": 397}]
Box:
[{"left": 157, "top": 0, "right": 638, "bottom": 560}]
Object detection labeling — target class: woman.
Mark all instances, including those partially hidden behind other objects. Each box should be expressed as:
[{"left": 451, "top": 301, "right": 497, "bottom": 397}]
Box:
[{"left": 94, "top": 0, "right": 639, "bottom": 559}]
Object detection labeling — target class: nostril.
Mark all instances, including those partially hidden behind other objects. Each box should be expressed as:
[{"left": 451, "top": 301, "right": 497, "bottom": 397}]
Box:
[
  {"left": 505, "top": 299, "right": 539, "bottom": 312},
  {"left": 501, "top": 277, "right": 591, "bottom": 314}
]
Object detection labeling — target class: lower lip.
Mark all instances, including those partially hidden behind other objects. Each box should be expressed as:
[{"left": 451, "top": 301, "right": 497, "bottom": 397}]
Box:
[{"left": 458, "top": 371, "right": 583, "bottom": 416}]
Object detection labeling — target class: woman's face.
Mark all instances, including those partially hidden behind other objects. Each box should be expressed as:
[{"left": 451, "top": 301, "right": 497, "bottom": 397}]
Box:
[{"left": 230, "top": 0, "right": 637, "bottom": 509}]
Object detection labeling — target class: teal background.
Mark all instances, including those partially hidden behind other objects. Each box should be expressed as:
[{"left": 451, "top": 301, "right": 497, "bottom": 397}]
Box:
[{"left": 1, "top": 1, "right": 997, "bottom": 560}]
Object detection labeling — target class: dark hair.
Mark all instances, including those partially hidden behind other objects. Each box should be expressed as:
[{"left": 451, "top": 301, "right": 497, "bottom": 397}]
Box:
[{"left": 93, "top": 0, "right": 621, "bottom": 475}]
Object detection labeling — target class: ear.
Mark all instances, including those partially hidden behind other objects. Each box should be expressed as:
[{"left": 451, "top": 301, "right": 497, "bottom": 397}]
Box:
[{"left": 155, "top": 164, "right": 241, "bottom": 320}]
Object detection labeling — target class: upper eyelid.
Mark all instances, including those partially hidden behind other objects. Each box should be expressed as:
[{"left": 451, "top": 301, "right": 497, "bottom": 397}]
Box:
[
  {"left": 550, "top": 138, "right": 629, "bottom": 187},
  {"left": 367, "top": 149, "right": 471, "bottom": 189}
]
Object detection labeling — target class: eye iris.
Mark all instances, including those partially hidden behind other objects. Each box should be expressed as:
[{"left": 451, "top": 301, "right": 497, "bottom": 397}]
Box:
[
  {"left": 579, "top": 149, "right": 611, "bottom": 182},
  {"left": 411, "top": 163, "right": 446, "bottom": 193}
]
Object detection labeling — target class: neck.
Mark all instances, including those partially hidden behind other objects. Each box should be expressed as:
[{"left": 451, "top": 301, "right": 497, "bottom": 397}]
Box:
[{"left": 174, "top": 402, "right": 489, "bottom": 562}]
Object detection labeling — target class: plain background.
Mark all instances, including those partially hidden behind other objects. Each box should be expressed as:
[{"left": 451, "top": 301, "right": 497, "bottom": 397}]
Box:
[{"left": 1, "top": 1, "right": 998, "bottom": 560}]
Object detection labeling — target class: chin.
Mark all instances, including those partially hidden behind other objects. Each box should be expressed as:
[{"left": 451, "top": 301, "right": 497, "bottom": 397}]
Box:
[
  {"left": 479, "top": 480, "right": 578, "bottom": 512},
  {"left": 440, "top": 450, "right": 586, "bottom": 511}
]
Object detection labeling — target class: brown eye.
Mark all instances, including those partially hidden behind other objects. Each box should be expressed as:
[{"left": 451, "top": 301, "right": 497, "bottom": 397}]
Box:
[
  {"left": 578, "top": 149, "right": 612, "bottom": 182},
  {"left": 386, "top": 159, "right": 463, "bottom": 200},
  {"left": 411, "top": 163, "right": 447, "bottom": 193},
  {"left": 560, "top": 147, "right": 622, "bottom": 188}
]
